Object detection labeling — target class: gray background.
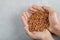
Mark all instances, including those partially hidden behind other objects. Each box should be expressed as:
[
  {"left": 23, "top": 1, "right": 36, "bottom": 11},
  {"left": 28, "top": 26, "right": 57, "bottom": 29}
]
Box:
[{"left": 0, "top": 0, "right": 60, "bottom": 40}]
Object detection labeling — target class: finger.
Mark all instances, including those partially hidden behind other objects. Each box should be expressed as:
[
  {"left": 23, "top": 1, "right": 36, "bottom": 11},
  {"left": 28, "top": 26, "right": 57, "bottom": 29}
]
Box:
[
  {"left": 49, "top": 14, "right": 59, "bottom": 24},
  {"left": 23, "top": 12, "right": 28, "bottom": 21},
  {"left": 44, "top": 29, "right": 50, "bottom": 33},
  {"left": 32, "top": 5, "right": 45, "bottom": 12},
  {"left": 33, "top": 30, "right": 49, "bottom": 34},
  {"left": 42, "top": 6, "right": 55, "bottom": 16},
  {"left": 33, "top": 31, "right": 45, "bottom": 39},
  {"left": 42, "top": 6, "right": 59, "bottom": 23},
  {"left": 28, "top": 7, "right": 37, "bottom": 13},
  {"left": 52, "top": 12, "right": 58, "bottom": 21},
  {"left": 21, "top": 15, "right": 28, "bottom": 27},
  {"left": 48, "top": 27, "right": 53, "bottom": 32},
  {"left": 42, "top": 7, "right": 49, "bottom": 13},
  {"left": 25, "top": 11, "right": 30, "bottom": 17},
  {"left": 45, "top": 29, "right": 54, "bottom": 40},
  {"left": 29, "top": 7, "right": 37, "bottom": 12},
  {"left": 44, "top": 29, "right": 53, "bottom": 36}
]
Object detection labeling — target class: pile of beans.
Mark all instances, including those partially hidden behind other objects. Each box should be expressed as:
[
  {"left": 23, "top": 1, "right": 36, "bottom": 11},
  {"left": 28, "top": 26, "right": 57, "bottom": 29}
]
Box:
[{"left": 28, "top": 10, "right": 49, "bottom": 32}]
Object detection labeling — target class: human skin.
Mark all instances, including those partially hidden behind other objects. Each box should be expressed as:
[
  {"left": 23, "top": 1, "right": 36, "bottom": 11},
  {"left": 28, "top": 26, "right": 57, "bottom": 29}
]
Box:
[
  {"left": 21, "top": 5, "right": 54, "bottom": 40},
  {"left": 42, "top": 6, "right": 60, "bottom": 37}
]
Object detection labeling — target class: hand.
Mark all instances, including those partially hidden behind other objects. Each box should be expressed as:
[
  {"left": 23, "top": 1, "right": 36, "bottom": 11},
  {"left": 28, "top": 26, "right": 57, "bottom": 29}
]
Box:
[
  {"left": 42, "top": 6, "right": 59, "bottom": 33},
  {"left": 42, "top": 6, "right": 59, "bottom": 26},
  {"left": 21, "top": 5, "right": 54, "bottom": 40}
]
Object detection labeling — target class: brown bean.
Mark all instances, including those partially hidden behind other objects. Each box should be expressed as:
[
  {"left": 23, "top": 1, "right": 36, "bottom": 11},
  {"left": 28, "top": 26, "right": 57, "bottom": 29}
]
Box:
[{"left": 28, "top": 9, "right": 49, "bottom": 32}]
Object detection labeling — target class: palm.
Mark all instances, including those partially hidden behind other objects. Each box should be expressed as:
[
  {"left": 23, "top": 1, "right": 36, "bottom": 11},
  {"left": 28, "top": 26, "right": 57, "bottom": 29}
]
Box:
[{"left": 21, "top": 5, "right": 54, "bottom": 40}]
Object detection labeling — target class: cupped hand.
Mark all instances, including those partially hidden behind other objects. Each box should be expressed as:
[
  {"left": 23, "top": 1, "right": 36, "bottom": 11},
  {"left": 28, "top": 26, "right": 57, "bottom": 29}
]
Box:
[
  {"left": 21, "top": 5, "right": 54, "bottom": 40},
  {"left": 42, "top": 6, "right": 59, "bottom": 33}
]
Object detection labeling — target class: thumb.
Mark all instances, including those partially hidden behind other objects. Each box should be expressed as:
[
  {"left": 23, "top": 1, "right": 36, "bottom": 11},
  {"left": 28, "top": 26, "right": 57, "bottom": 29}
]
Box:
[
  {"left": 49, "top": 13, "right": 59, "bottom": 24},
  {"left": 33, "top": 31, "right": 47, "bottom": 39},
  {"left": 33, "top": 31, "right": 44, "bottom": 39},
  {"left": 42, "top": 6, "right": 55, "bottom": 16},
  {"left": 42, "top": 6, "right": 59, "bottom": 24}
]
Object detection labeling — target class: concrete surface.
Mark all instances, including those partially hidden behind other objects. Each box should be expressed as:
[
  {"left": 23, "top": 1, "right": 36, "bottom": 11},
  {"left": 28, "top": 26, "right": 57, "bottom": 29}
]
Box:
[{"left": 0, "top": 0, "right": 60, "bottom": 40}]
